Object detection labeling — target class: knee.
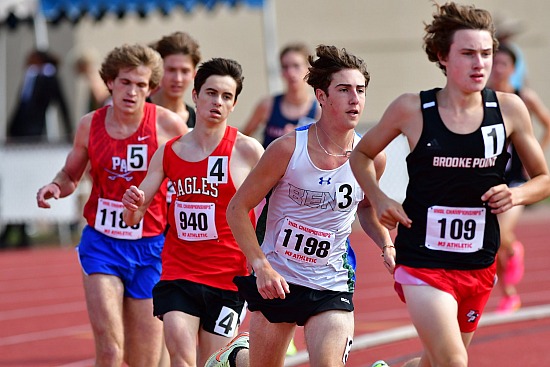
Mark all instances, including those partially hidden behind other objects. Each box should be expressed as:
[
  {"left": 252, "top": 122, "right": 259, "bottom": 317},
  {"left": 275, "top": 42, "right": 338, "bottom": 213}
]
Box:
[
  {"left": 435, "top": 354, "right": 467, "bottom": 367},
  {"left": 95, "top": 342, "right": 124, "bottom": 365},
  {"left": 93, "top": 330, "right": 124, "bottom": 365}
]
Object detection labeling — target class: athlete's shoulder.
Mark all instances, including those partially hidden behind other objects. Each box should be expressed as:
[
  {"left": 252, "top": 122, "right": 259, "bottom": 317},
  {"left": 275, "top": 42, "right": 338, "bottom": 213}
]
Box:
[
  {"left": 155, "top": 105, "right": 188, "bottom": 142},
  {"left": 495, "top": 91, "right": 531, "bottom": 137},
  {"left": 235, "top": 131, "right": 264, "bottom": 163},
  {"left": 379, "top": 92, "right": 422, "bottom": 128},
  {"left": 155, "top": 104, "right": 185, "bottom": 125},
  {"left": 74, "top": 110, "right": 95, "bottom": 142},
  {"left": 393, "top": 92, "right": 422, "bottom": 110},
  {"left": 494, "top": 90, "right": 525, "bottom": 107},
  {"left": 79, "top": 110, "right": 96, "bottom": 126},
  {"left": 495, "top": 90, "right": 529, "bottom": 119}
]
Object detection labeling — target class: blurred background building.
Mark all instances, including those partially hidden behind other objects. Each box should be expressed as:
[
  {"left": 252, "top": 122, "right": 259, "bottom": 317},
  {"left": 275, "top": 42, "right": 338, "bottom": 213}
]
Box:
[
  {"left": 1, "top": 1, "right": 549, "bottom": 136},
  {"left": 1, "top": 0, "right": 549, "bottom": 246}
]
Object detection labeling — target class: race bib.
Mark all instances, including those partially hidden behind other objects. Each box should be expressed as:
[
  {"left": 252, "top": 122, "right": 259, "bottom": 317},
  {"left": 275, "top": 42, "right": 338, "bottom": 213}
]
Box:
[
  {"left": 425, "top": 205, "right": 485, "bottom": 253},
  {"left": 174, "top": 201, "right": 218, "bottom": 241},
  {"left": 275, "top": 217, "right": 334, "bottom": 266},
  {"left": 95, "top": 198, "right": 143, "bottom": 239}
]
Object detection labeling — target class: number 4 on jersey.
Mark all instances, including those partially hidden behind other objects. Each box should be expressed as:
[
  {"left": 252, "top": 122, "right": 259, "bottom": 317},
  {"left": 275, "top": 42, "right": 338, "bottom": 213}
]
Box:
[{"left": 207, "top": 156, "right": 228, "bottom": 184}]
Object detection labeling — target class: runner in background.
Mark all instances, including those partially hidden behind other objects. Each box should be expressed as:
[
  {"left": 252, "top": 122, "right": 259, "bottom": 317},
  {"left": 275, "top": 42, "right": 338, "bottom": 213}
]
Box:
[
  {"left": 487, "top": 43, "right": 550, "bottom": 313},
  {"left": 36, "top": 44, "right": 187, "bottom": 366},
  {"left": 242, "top": 42, "right": 320, "bottom": 147},
  {"left": 150, "top": 31, "right": 201, "bottom": 129}
]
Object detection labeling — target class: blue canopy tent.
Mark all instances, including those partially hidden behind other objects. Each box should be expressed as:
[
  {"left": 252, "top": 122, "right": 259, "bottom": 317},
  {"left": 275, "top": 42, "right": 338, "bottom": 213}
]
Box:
[
  {"left": 41, "top": 0, "right": 264, "bottom": 23},
  {"left": 1, "top": 0, "right": 266, "bottom": 26},
  {"left": 0, "top": 0, "right": 280, "bottom": 138}
]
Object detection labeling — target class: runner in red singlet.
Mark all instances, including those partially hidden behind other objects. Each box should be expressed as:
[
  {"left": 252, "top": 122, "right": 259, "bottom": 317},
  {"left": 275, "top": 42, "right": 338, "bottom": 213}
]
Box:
[{"left": 36, "top": 44, "right": 187, "bottom": 367}]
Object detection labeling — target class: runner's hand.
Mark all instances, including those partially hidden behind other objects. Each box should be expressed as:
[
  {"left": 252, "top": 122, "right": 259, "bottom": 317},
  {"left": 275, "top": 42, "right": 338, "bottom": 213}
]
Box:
[
  {"left": 375, "top": 197, "right": 412, "bottom": 230},
  {"left": 122, "top": 185, "right": 145, "bottom": 211},
  {"left": 482, "top": 184, "right": 514, "bottom": 214},
  {"left": 37, "top": 183, "right": 61, "bottom": 208},
  {"left": 255, "top": 265, "right": 290, "bottom": 300}
]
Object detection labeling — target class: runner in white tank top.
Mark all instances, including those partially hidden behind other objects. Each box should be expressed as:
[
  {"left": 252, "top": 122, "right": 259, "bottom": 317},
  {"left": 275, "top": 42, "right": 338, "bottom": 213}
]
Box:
[
  {"left": 262, "top": 125, "right": 363, "bottom": 291},
  {"left": 205, "top": 45, "right": 393, "bottom": 367}
]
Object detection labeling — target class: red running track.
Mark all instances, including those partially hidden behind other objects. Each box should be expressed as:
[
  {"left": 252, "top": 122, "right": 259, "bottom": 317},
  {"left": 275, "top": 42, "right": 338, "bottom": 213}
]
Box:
[{"left": 0, "top": 204, "right": 549, "bottom": 367}]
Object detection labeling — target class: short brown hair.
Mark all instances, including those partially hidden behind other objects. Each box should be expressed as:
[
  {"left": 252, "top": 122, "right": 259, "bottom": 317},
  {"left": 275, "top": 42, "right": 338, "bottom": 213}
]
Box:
[
  {"left": 99, "top": 44, "right": 163, "bottom": 92},
  {"left": 424, "top": 1, "right": 498, "bottom": 75},
  {"left": 306, "top": 44, "right": 370, "bottom": 95},
  {"left": 279, "top": 43, "right": 311, "bottom": 63},
  {"left": 193, "top": 58, "right": 244, "bottom": 101},
  {"left": 153, "top": 31, "right": 201, "bottom": 67}
]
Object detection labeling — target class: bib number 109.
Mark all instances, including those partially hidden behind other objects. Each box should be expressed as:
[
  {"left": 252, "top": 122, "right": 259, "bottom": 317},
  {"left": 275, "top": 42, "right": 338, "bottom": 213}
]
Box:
[
  {"left": 437, "top": 217, "right": 476, "bottom": 240},
  {"left": 425, "top": 206, "right": 485, "bottom": 253}
]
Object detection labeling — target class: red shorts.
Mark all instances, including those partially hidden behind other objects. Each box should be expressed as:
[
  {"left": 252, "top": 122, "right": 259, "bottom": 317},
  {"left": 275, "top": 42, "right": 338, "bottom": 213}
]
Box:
[{"left": 394, "top": 263, "right": 497, "bottom": 332}]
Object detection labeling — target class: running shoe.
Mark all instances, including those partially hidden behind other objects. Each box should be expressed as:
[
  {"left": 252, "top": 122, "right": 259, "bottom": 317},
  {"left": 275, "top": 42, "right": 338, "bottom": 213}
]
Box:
[
  {"left": 371, "top": 361, "right": 390, "bottom": 367},
  {"left": 503, "top": 241, "right": 524, "bottom": 286},
  {"left": 204, "top": 332, "right": 249, "bottom": 367},
  {"left": 496, "top": 294, "right": 521, "bottom": 314}
]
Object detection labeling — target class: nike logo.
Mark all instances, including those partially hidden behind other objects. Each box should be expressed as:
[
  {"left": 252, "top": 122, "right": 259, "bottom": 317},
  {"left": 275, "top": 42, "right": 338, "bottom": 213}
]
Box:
[{"left": 137, "top": 135, "right": 150, "bottom": 141}]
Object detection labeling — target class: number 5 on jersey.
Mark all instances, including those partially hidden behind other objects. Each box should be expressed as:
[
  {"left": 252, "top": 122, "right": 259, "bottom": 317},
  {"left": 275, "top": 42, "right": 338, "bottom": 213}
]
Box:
[{"left": 127, "top": 144, "right": 148, "bottom": 171}]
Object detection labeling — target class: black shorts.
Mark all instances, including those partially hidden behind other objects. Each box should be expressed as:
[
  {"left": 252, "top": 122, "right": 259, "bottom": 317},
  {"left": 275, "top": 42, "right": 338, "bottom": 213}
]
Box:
[
  {"left": 234, "top": 275, "right": 354, "bottom": 326},
  {"left": 153, "top": 279, "right": 245, "bottom": 337}
]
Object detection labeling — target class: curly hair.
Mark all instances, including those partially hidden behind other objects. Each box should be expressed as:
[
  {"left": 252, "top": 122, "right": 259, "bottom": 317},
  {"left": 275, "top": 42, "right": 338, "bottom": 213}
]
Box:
[
  {"left": 306, "top": 44, "right": 370, "bottom": 95},
  {"left": 423, "top": 1, "right": 498, "bottom": 75},
  {"left": 99, "top": 44, "right": 163, "bottom": 92}
]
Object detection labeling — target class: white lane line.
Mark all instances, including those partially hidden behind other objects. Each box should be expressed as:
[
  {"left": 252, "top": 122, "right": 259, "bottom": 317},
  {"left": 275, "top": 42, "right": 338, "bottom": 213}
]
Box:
[
  {"left": 0, "top": 324, "right": 91, "bottom": 346},
  {"left": 56, "top": 358, "right": 96, "bottom": 367},
  {"left": 0, "top": 301, "right": 86, "bottom": 321},
  {"left": 283, "top": 304, "right": 550, "bottom": 366}
]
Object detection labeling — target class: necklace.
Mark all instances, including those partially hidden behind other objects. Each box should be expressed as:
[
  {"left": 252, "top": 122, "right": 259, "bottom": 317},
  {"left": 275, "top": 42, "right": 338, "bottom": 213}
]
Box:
[{"left": 314, "top": 123, "right": 353, "bottom": 158}]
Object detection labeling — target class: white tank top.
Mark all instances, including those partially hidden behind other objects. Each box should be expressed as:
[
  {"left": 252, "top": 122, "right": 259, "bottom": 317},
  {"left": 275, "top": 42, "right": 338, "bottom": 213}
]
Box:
[{"left": 262, "top": 126, "right": 363, "bottom": 291}]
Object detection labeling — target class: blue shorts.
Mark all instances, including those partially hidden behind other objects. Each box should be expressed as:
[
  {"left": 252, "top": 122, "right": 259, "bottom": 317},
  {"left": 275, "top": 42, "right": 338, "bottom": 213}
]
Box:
[{"left": 77, "top": 225, "right": 164, "bottom": 299}]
